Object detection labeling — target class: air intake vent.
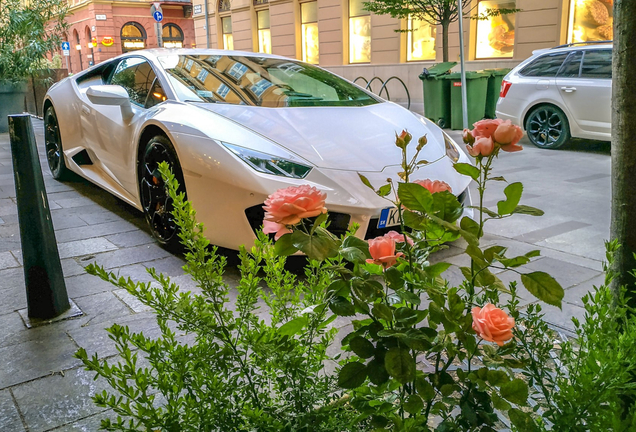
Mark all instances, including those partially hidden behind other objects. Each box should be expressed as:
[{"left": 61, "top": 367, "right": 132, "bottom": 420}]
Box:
[{"left": 71, "top": 149, "right": 93, "bottom": 166}]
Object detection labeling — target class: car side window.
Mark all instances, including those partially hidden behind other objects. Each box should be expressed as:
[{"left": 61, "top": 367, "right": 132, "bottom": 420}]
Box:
[
  {"left": 580, "top": 50, "right": 612, "bottom": 79},
  {"left": 519, "top": 53, "right": 569, "bottom": 77},
  {"left": 145, "top": 78, "right": 167, "bottom": 108},
  {"left": 110, "top": 58, "right": 157, "bottom": 107},
  {"left": 557, "top": 51, "right": 583, "bottom": 78}
]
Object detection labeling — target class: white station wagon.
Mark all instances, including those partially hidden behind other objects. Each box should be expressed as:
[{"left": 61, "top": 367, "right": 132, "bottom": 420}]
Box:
[{"left": 496, "top": 42, "right": 612, "bottom": 149}]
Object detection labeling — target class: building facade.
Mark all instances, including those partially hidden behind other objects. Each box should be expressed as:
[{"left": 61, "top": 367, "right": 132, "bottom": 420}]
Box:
[
  {"left": 190, "top": 0, "right": 613, "bottom": 110},
  {"left": 62, "top": 0, "right": 196, "bottom": 74}
]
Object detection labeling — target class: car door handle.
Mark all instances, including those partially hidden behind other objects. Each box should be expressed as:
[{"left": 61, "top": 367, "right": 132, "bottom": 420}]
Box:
[{"left": 560, "top": 87, "right": 577, "bottom": 93}]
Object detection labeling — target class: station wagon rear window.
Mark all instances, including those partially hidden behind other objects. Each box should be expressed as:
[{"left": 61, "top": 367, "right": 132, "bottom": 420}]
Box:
[{"left": 158, "top": 54, "right": 380, "bottom": 107}]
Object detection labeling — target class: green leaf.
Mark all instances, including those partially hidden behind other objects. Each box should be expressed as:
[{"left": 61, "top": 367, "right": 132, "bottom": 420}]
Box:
[
  {"left": 403, "top": 209, "right": 427, "bottom": 230},
  {"left": 377, "top": 184, "right": 392, "bottom": 197},
  {"left": 486, "top": 370, "right": 510, "bottom": 386},
  {"left": 359, "top": 173, "right": 374, "bottom": 190},
  {"left": 492, "top": 393, "right": 511, "bottom": 411},
  {"left": 403, "top": 394, "right": 424, "bottom": 414},
  {"left": 525, "top": 250, "right": 541, "bottom": 258},
  {"left": 342, "top": 235, "right": 372, "bottom": 259},
  {"left": 326, "top": 279, "right": 350, "bottom": 297},
  {"left": 469, "top": 205, "right": 499, "bottom": 218},
  {"left": 497, "top": 255, "right": 530, "bottom": 268},
  {"left": 373, "top": 303, "right": 393, "bottom": 321},
  {"left": 422, "top": 262, "right": 451, "bottom": 277},
  {"left": 513, "top": 205, "right": 545, "bottom": 216},
  {"left": 385, "top": 266, "right": 405, "bottom": 290},
  {"left": 395, "top": 289, "right": 421, "bottom": 305},
  {"left": 500, "top": 378, "right": 529, "bottom": 405},
  {"left": 432, "top": 190, "right": 463, "bottom": 223},
  {"left": 508, "top": 408, "right": 540, "bottom": 432},
  {"left": 367, "top": 359, "right": 390, "bottom": 385},
  {"left": 341, "top": 247, "right": 367, "bottom": 264},
  {"left": 291, "top": 228, "right": 339, "bottom": 261},
  {"left": 274, "top": 233, "right": 298, "bottom": 256},
  {"left": 329, "top": 296, "right": 356, "bottom": 316},
  {"left": 398, "top": 182, "right": 433, "bottom": 213},
  {"left": 349, "top": 336, "right": 376, "bottom": 358},
  {"left": 460, "top": 216, "right": 480, "bottom": 239},
  {"left": 453, "top": 162, "right": 480, "bottom": 180},
  {"left": 415, "top": 377, "right": 436, "bottom": 401},
  {"left": 310, "top": 212, "right": 329, "bottom": 235},
  {"left": 384, "top": 348, "right": 416, "bottom": 384},
  {"left": 490, "top": 176, "right": 507, "bottom": 182},
  {"left": 521, "top": 272, "right": 564, "bottom": 308},
  {"left": 353, "top": 279, "right": 383, "bottom": 302},
  {"left": 497, "top": 182, "right": 523, "bottom": 216},
  {"left": 394, "top": 307, "right": 422, "bottom": 326},
  {"left": 484, "top": 245, "right": 507, "bottom": 263},
  {"left": 338, "top": 362, "right": 367, "bottom": 389},
  {"left": 278, "top": 316, "right": 308, "bottom": 336}
]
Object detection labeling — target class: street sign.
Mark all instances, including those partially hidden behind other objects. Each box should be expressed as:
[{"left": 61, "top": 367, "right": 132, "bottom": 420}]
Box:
[
  {"left": 153, "top": 10, "right": 163, "bottom": 22},
  {"left": 95, "top": 14, "right": 106, "bottom": 20},
  {"left": 193, "top": 4, "right": 202, "bottom": 14},
  {"left": 61, "top": 41, "right": 70, "bottom": 57}
]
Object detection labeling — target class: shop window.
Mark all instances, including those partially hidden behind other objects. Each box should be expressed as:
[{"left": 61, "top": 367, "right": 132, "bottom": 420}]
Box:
[
  {"left": 257, "top": 10, "right": 271, "bottom": 54},
  {"left": 222, "top": 17, "right": 234, "bottom": 50},
  {"left": 301, "top": 2, "right": 319, "bottom": 64},
  {"left": 162, "top": 23, "right": 184, "bottom": 49},
  {"left": 121, "top": 22, "right": 147, "bottom": 53},
  {"left": 407, "top": 16, "right": 436, "bottom": 61},
  {"left": 475, "top": 0, "right": 516, "bottom": 59},
  {"left": 567, "top": 0, "right": 613, "bottom": 43},
  {"left": 349, "top": 0, "right": 370, "bottom": 63}
]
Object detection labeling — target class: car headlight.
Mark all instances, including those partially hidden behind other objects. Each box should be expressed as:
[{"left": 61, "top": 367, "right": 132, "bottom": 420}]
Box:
[
  {"left": 222, "top": 142, "right": 312, "bottom": 179},
  {"left": 443, "top": 131, "right": 461, "bottom": 162}
]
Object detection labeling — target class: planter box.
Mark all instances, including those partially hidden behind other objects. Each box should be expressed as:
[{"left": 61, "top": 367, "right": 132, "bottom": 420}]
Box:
[
  {"left": 25, "top": 69, "right": 69, "bottom": 118},
  {"left": 0, "top": 81, "right": 28, "bottom": 133}
]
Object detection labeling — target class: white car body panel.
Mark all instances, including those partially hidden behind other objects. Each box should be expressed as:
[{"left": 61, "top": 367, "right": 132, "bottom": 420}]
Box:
[{"left": 45, "top": 48, "right": 472, "bottom": 250}]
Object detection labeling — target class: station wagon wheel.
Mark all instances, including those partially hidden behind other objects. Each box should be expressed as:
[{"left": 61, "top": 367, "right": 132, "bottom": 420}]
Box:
[
  {"left": 139, "top": 135, "right": 186, "bottom": 250},
  {"left": 44, "top": 106, "right": 70, "bottom": 180},
  {"left": 525, "top": 105, "right": 570, "bottom": 150}
]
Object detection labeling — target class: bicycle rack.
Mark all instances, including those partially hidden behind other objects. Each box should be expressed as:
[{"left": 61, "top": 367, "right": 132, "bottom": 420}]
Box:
[{"left": 353, "top": 75, "right": 411, "bottom": 110}]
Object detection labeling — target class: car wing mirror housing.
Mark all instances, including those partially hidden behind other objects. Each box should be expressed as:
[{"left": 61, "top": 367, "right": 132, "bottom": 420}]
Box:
[{"left": 86, "top": 85, "right": 134, "bottom": 123}]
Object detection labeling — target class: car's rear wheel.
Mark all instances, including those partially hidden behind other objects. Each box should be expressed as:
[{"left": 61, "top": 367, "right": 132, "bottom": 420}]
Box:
[
  {"left": 525, "top": 105, "right": 570, "bottom": 149},
  {"left": 139, "top": 135, "right": 186, "bottom": 250},
  {"left": 44, "top": 106, "right": 70, "bottom": 180}
]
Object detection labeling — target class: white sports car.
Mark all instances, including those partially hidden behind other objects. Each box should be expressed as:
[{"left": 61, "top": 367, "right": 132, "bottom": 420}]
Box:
[{"left": 43, "top": 49, "right": 472, "bottom": 250}]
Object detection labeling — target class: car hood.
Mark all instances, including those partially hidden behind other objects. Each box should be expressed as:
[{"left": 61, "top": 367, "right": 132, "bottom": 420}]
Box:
[{"left": 195, "top": 102, "right": 447, "bottom": 172}]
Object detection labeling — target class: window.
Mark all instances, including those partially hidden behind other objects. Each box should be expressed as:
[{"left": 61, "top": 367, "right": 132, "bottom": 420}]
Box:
[
  {"left": 407, "top": 16, "right": 436, "bottom": 61},
  {"left": 162, "top": 23, "right": 184, "bottom": 49},
  {"left": 110, "top": 57, "right": 157, "bottom": 107},
  {"left": 580, "top": 50, "right": 612, "bottom": 79},
  {"left": 475, "top": 0, "right": 516, "bottom": 59},
  {"left": 121, "top": 22, "right": 146, "bottom": 52},
  {"left": 349, "top": 0, "right": 370, "bottom": 63},
  {"left": 558, "top": 51, "right": 583, "bottom": 78},
  {"left": 146, "top": 79, "right": 167, "bottom": 108},
  {"left": 301, "top": 2, "right": 319, "bottom": 64},
  {"left": 257, "top": 10, "right": 271, "bottom": 54},
  {"left": 221, "top": 17, "right": 234, "bottom": 50},
  {"left": 519, "top": 53, "right": 569, "bottom": 77},
  {"left": 567, "top": 0, "right": 613, "bottom": 43}
]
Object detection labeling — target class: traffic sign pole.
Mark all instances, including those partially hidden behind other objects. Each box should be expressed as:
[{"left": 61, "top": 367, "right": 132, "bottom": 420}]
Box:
[
  {"left": 151, "top": 3, "right": 164, "bottom": 48},
  {"left": 61, "top": 41, "right": 70, "bottom": 73}
]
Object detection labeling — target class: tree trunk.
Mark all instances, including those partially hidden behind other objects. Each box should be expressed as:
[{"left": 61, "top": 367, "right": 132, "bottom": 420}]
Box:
[
  {"left": 611, "top": 0, "right": 636, "bottom": 306},
  {"left": 441, "top": 20, "right": 449, "bottom": 62}
]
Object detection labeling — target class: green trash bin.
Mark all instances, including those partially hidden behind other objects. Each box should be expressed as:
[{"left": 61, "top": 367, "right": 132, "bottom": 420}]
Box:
[
  {"left": 483, "top": 68, "right": 511, "bottom": 119},
  {"left": 418, "top": 62, "right": 457, "bottom": 129},
  {"left": 443, "top": 71, "right": 490, "bottom": 130}
]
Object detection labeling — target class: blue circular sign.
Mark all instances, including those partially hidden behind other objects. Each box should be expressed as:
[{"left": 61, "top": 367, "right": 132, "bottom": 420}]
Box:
[{"left": 153, "top": 10, "right": 163, "bottom": 22}]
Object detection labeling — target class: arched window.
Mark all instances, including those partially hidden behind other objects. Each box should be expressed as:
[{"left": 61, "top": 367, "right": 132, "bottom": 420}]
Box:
[
  {"left": 218, "top": 0, "right": 231, "bottom": 12},
  {"left": 73, "top": 29, "right": 84, "bottom": 71},
  {"left": 121, "top": 22, "right": 147, "bottom": 52},
  {"left": 162, "top": 23, "right": 184, "bottom": 48}
]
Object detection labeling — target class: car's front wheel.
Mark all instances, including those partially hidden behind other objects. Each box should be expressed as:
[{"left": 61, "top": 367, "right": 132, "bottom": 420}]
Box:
[
  {"left": 525, "top": 105, "right": 571, "bottom": 149},
  {"left": 139, "top": 135, "right": 186, "bottom": 250},
  {"left": 44, "top": 106, "right": 70, "bottom": 180}
]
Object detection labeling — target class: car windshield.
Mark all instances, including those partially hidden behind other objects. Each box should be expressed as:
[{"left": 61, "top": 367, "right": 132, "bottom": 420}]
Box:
[{"left": 157, "top": 54, "right": 379, "bottom": 107}]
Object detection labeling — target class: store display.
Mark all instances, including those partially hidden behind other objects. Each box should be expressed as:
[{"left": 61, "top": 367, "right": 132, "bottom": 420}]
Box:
[
  {"left": 475, "top": 0, "right": 516, "bottom": 59},
  {"left": 568, "top": 0, "right": 614, "bottom": 43}
]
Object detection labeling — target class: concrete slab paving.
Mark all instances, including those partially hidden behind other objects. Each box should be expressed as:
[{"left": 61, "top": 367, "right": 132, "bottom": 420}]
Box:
[{"left": 0, "top": 120, "right": 612, "bottom": 429}]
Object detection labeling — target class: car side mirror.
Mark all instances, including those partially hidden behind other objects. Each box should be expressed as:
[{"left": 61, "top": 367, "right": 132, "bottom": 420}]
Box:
[{"left": 86, "top": 85, "right": 134, "bottom": 123}]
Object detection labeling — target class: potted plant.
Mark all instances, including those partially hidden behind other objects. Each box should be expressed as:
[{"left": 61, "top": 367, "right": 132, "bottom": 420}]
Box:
[{"left": 0, "top": 0, "right": 67, "bottom": 132}]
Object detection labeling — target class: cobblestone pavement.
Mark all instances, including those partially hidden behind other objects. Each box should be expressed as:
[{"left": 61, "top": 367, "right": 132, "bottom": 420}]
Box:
[{"left": 0, "top": 119, "right": 610, "bottom": 430}]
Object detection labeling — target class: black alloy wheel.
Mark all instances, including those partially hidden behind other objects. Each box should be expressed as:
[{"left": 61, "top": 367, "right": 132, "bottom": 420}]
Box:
[
  {"left": 139, "top": 135, "right": 186, "bottom": 250},
  {"left": 44, "top": 106, "right": 69, "bottom": 179},
  {"left": 525, "top": 105, "right": 571, "bottom": 150}
]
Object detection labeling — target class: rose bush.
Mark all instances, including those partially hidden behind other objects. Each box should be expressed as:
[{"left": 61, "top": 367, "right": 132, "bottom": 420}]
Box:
[
  {"left": 472, "top": 303, "right": 515, "bottom": 346},
  {"left": 366, "top": 235, "right": 403, "bottom": 269},
  {"left": 262, "top": 184, "right": 327, "bottom": 239}
]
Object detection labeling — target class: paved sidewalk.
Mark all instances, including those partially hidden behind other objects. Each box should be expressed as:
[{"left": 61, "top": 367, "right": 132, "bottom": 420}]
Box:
[{"left": 0, "top": 120, "right": 609, "bottom": 430}]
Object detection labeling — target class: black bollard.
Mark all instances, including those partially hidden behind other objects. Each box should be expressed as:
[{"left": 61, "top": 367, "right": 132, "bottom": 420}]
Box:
[{"left": 9, "top": 114, "right": 70, "bottom": 319}]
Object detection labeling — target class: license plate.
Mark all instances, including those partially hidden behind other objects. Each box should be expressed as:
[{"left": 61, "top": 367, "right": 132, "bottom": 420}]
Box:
[{"left": 378, "top": 207, "right": 400, "bottom": 229}]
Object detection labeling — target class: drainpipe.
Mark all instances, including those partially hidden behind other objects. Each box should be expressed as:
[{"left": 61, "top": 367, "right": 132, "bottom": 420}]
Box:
[{"left": 204, "top": 0, "right": 210, "bottom": 48}]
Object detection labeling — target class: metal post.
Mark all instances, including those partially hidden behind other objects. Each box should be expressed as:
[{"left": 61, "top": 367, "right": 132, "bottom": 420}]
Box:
[
  {"left": 204, "top": 0, "right": 210, "bottom": 48},
  {"left": 9, "top": 115, "right": 70, "bottom": 320},
  {"left": 457, "top": 0, "right": 469, "bottom": 130},
  {"left": 156, "top": 22, "right": 163, "bottom": 48}
]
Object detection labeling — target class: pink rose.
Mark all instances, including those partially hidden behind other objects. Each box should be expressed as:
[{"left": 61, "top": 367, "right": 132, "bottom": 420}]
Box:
[
  {"left": 493, "top": 120, "right": 524, "bottom": 152},
  {"left": 366, "top": 236, "right": 404, "bottom": 269},
  {"left": 396, "top": 130, "right": 412, "bottom": 149},
  {"left": 471, "top": 119, "right": 503, "bottom": 139},
  {"left": 262, "top": 185, "right": 327, "bottom": 239},
  {"left": 462, "top": 129, "right": 475, "bottom": 145},
  {"left": 384, "top": 230, "right": 414, "bottom": 246},
  {"left": 467, "top": 136, "right": 495, "bottom": 157},
  {"left": 471, "top": 304, "right": 515, "bottom": 346},
  {"left": 413, "top": 179, "right": 453, "bottom": 194}
]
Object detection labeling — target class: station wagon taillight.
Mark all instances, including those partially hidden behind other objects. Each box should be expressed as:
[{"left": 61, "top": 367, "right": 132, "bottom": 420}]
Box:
[{"left": 500, "top": 80, "right": 512, "bottom": 98}]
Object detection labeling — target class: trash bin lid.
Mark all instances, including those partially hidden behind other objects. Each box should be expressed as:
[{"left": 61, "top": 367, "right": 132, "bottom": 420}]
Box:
[
  {"left": 419, "top": 62, "right": 457, "bottom": 79},
  {"left": 482, "top": 68, "right": 511, "bottom": 76},
  {"left": 443, "top": 71, "right": 491, "bottom": 80}
]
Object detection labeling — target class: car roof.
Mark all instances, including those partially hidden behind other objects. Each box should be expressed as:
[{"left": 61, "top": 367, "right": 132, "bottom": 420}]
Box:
[
  {"left": 532, "top": 42, "right": 612, "bottom": 56},
  {"left": 137, "top": 48, "right": 293, "bottom": 63}
]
